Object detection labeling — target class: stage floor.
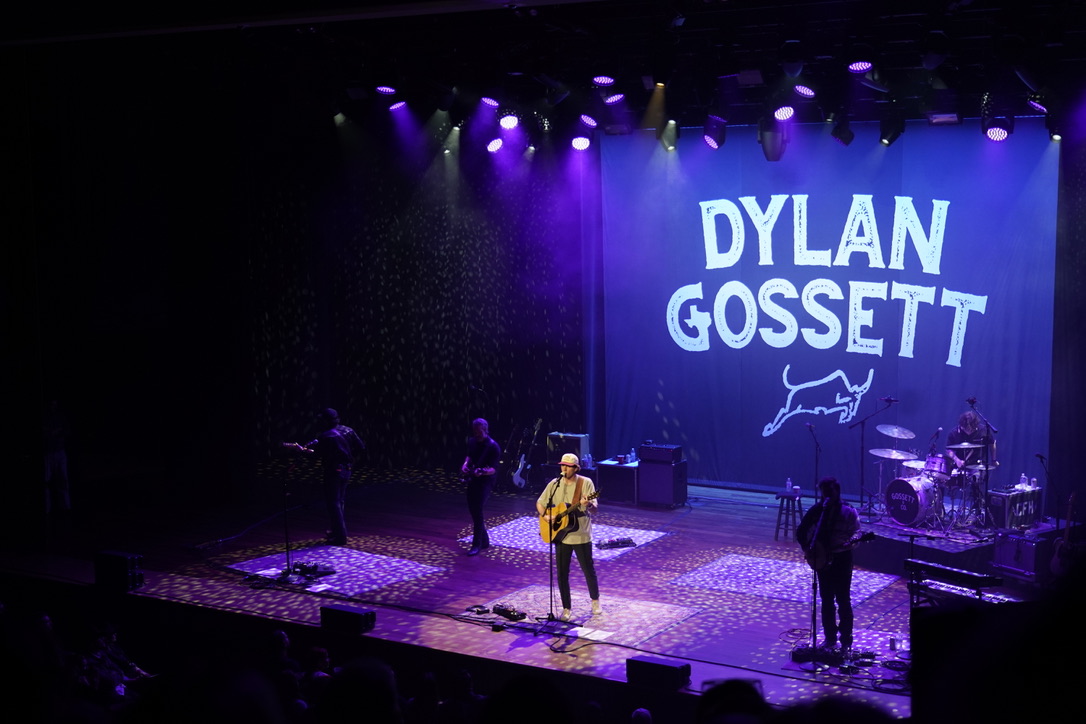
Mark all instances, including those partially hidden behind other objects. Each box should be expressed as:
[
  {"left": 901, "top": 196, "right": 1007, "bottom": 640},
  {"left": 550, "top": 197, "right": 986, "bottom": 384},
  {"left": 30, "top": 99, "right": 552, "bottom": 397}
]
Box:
[{"left": 6, "top": 465, "right": 1050, "bottom": 721}]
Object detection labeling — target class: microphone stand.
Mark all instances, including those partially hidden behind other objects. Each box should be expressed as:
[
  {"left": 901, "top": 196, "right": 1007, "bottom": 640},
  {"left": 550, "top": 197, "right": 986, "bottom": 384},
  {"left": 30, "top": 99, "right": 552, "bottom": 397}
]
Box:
[
  {"left": 1037, "top": 454, "right": 1055, "bottom": 528},
  {"left": 849, "top": 400, "right": 896, "bottom": 522},
  {"left": 968, "top": 400, "right": 999, "bottom": 530},
  {"left": 535, "top": 474, "right": 563, "bottom": 633},
  {"left": 807, "top": 424, "right": 821, "bottom": 495}
]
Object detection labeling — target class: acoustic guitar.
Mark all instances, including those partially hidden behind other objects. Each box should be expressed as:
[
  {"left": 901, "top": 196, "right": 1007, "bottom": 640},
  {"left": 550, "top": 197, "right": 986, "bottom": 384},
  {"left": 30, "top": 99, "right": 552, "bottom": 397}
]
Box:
[
  {"left": 805, "top": 531, "right": 875, "bottom": 572},
  {"left": 539, "top": 491, "right": 600, "bottom": 544}
]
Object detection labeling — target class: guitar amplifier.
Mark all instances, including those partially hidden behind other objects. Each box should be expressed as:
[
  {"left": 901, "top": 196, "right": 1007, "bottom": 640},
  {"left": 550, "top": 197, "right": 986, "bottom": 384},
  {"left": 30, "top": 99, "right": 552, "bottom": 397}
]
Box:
[
  {"left": 546, "top": 433, "right": 590, "bottom": 464},
  {"left": 638, "top": 443, "right": 683, "bottom": 464}
]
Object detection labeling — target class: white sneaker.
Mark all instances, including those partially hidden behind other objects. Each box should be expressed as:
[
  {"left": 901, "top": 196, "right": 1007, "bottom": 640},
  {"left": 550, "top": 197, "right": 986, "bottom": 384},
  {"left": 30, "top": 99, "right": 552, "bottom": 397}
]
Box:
[
  {"left": 559, "top": 608, "right": 571, "bottom": 622},
  {"left": 591, "top": 600, "right": 602, "bottom": 616}
]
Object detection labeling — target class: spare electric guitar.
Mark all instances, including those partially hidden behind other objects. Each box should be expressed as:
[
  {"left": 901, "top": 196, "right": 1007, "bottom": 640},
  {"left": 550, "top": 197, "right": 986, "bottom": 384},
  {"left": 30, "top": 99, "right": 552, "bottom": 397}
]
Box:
[
  {"left": 1050, "top": 492, "right": 1076, "bottom": 576},
  {"left": 540, "top": 491, "right": 600, "bottom": 544},
  {"left": 512, "top": 418, "right": 542, "bottom": 489},
  {"left": 805, "top": 531, "right": 875, "bottom": 572}
]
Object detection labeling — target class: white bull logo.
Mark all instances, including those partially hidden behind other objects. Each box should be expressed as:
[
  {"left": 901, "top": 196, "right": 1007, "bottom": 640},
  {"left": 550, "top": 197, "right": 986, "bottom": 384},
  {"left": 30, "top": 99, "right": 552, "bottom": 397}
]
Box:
[{"left": 763, "top": 365, "right": 876, "bottom": 436}]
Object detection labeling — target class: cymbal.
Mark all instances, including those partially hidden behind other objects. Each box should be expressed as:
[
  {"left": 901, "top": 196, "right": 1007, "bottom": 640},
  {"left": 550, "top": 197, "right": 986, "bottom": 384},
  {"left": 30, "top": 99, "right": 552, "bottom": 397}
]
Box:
[
  {"left": 947, "top": 442, "right": 984, "bottom": 449},
  {"left": 869, "top": 448, "right": 918, "bottom": 460},
  {"left": 876, "top": 423, "right": 916, "bottom": 440},
  {"left": 901, "top": 459, "right": 926, "bottom": 469},
  {"left": 966, "top": 462, "right": 1000, "bottom": 471}
]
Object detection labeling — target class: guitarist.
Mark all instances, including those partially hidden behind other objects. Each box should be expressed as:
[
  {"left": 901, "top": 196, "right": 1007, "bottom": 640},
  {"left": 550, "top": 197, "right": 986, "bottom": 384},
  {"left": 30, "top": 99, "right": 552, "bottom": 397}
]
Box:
[
  {"left": 796, "top": 477, "right": 861, "bottom": 653},
  {"left": 536, "top": 453, "right": 602, "bottom": 622},
  {"left": 462, "top": 418, "right": 501, "bottom": 556}
]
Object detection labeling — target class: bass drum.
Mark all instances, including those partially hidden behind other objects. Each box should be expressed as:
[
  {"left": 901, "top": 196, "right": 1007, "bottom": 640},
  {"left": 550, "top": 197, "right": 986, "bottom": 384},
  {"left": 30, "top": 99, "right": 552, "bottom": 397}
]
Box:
[{"left": 886, "top": 477, "right": 940, "bottom": 526}]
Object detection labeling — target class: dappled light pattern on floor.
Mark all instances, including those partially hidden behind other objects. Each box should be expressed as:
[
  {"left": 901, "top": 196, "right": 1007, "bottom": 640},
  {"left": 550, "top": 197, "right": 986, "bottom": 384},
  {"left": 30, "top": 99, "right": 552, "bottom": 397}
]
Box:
[
  {"left": 461, "top": 516, "right": 669, "bottom": 560},
  {"left": 672, "top": 554, "right": 899, "bottom": 603},
  {"left": 228, "top": 545, "right": 444, "bottom": 598},
  {"left": 485, "top": 584, "right": 699, "bottom": 647}
]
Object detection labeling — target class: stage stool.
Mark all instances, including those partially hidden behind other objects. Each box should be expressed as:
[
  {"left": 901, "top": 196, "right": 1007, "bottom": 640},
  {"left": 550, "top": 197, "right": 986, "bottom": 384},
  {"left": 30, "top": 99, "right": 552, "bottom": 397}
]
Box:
[{"left": 774, "top": 491, "right": 804, "bottom": 541}]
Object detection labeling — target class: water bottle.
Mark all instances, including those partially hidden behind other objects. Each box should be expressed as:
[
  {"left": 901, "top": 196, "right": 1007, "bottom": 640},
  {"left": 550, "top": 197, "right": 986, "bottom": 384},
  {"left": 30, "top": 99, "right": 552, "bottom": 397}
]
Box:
[
  {"left": 1019, "top": 473, "right": 1028, "bottom": 490},
  {"left": 629, "top": 447, "right": 637, "bottom": 463},
  {"left": 785, "top": 476, "right": 793, "bottom": 493}
]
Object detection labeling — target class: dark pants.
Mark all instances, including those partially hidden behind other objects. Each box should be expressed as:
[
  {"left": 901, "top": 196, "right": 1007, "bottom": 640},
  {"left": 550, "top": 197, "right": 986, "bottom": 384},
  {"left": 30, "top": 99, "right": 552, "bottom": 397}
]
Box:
[
  {"left": 324, "top": 465, "right": 351, "bottom": 545},
  {"left": 466, "top": 476, "right": 493, "bottom": 548},
  {"left": 556, "top": 541, "right": 599, "bottom": 610},
  {"left": 816, "top": 549, "right": 854, "bottom": 646}
]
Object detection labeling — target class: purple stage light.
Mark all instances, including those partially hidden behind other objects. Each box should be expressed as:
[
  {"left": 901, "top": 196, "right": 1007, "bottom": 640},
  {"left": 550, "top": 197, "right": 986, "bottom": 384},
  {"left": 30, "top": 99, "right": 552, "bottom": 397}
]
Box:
[
  {"left": 603, "top": 93, "right": 625, "bottom": 105},
  {"left": 703, "top": 134, "right": 720, "bottom": 150},
  {"left": 389, "top": 101, "right": 407, "bottom": 111},
  {"left": 500, "top": 114, "right": 519, "bottom": 129},
  {"left": 481, "top": 96, "right": 499, "bottom": 108},
  {"left": 487, "top": 138, "right": 503, "bottom": 153},
  {"left": 985, "top": 127, "right": 1009, "bottom": 142},
  {"left": 848, "top": 60, "right": 873, "bottom": 74},
  {"left": 571, "top": 136, "right": 591, "bottom": 151},
  {"left": 376, "top": 85, "right": 397, "bottom": 95},
  {"left": 794, "top": 84, "right": 816, "bottom": 98},
  {"left": 593, "top": 75, "right": 615, "bottom": 87},
  {"left": 580, "top": 114, "right": 599, "bottom": 128},
  {"left": 774, "top": 105, "right": 795, "bottom": 121}
]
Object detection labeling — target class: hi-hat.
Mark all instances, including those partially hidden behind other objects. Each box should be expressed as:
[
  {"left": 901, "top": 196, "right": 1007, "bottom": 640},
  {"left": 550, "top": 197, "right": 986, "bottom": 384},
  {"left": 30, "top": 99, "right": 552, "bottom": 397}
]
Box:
[
  {"left": 869, "top": 448, "right": 918, "bottom": 460},
  {"left": 947, "top": 442, "right": 983, "bottom": 449},
  {"left": 876, "top": 424, "right": 915, "bottom": 440},
  {"left": 965, "top": 462, "right": 1000, "bottom": 471}
]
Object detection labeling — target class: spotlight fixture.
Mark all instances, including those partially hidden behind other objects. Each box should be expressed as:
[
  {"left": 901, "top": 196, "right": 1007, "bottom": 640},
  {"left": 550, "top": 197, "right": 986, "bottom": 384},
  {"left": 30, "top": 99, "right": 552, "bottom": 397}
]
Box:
[
  {"left": 831, "top": 119, "right": 854, "bottom": 146},
  {"left": 758, "top": 117, "right": 788, "bottom": 162},
  {"left": 571, "top": 135, "right": 592, "bottom": 151},
  {"left": 1027, "top": 92, "right": 1048, "bottom": 114},
  {"left": 657, "top": 119, "right": 679, "bottom": 151},
  {"left": 774, "top": 104, "right": 795, "bottom": 121},
  {"left": 499, "top": 112, "right": 519, "bottom": 130},
  {"left": 982, "top": 116, "right": 1014, "bottom": 142},
  {"left": 592, "top": 74, "right": 616, "bottom": 87},
  {"left": 846, "top": 43, "right": 875, "bottom": 74},
  {"left": 703, "top": 114, "right": 726, "bottom": 150},
  {"left": 793, "top": 83, "right": 816, "bottom": 99},
  {"left": 879, "top": 115, "right": 905, "bottom": 146}
]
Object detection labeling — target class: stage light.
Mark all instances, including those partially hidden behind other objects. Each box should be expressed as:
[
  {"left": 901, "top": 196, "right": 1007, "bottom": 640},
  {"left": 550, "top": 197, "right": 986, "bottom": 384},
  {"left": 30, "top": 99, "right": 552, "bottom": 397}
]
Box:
[
  {"left": 376, "top": 85, "right": 397, "bottom": 96},
  {"left": 593, "top": 74, "right": 616, "bottom": 87},
  {"left": 780, "top": 40, "right": 804, "bottom": 78},
  {"left": 793, "top": 83, "right": 816, "bottom": 99},
  {"left": 846, "top": 44, "right": 874, "bottom": 74},
  {"left": 879, "top": 115, "right": 905, "bottom": 146},
  {"left": 603, "top": 93, "right": 625, "bottom": 105},
  {"left": 571, "top": 135, "right": 592, "bottom": 151},
  {"left": 487, "top": 138, "right": 503, "bottom": 153},
  {"left": 481, "top": 96, "right": 500, "bottom": 108},
  {"left": 1027, "top": 92, "right": 1048, "bottom": 114},
  {"left": 774, "top": 105, "right": 795, "bottom": 121},
  {"left": 389, "top": 100, "right": 407, "bottom": 111},
  {"left": 499, "top": 113, "right": 519, "bottom": 130},
  {"left": 983, "top": 116, "right": 1014, "bottom": 142},
  {"left": 758, "top": 117, "right": 788, "bottom": 162},
  {"left": 703, "top": 114, "right": 726, "bottom": 150},
  {"left": 657, "top": 119, "right": 679, "bottom": 151},
  {"left": 580, "top": 114, "right": 599, "bottom": 129},
  {"left": 831, "top": 119, "right": 854, "bottom": 146}
]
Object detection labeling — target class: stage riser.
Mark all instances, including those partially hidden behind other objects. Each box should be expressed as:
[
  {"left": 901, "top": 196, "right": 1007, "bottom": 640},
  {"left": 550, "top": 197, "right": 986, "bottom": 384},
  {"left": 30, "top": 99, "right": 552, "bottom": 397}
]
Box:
[{"left": 854, "top": 533, "right": 993, "bottom": 578}]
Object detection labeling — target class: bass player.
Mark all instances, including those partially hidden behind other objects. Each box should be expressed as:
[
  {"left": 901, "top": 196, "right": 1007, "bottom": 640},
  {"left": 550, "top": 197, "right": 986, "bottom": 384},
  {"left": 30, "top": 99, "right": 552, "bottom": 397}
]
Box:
[
  {"left": 796, "top": 477, "right": 862, "bottom": 654},
  {"left": 536, "top": 453, "right": 602, "bottom": 621}
]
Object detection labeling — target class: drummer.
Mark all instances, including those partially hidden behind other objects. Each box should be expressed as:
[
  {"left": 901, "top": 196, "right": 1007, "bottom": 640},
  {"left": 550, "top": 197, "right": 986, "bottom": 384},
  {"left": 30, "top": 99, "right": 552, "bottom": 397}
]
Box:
[{"left": 946, "top": 410, "right": 997, "bottom": 470}]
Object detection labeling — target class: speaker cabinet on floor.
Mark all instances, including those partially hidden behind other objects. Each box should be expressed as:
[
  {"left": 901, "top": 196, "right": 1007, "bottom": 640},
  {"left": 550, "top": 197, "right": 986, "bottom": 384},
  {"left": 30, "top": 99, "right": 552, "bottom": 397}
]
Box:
[
  {"left": 625, "top": 655, "right": 691, "bottom": 690},
  {"left": 638, "top": 460, "right": 687, "bottom": 508},
  {"left": 320, "top": 604, "right": 376, "bottom": 636}
]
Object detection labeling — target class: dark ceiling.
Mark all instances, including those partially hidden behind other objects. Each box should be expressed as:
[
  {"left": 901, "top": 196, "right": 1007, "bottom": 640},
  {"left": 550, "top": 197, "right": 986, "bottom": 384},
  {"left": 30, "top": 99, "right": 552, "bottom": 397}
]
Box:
[{"left": 5, "top": 1, "right": 1085, "bottom": 129}]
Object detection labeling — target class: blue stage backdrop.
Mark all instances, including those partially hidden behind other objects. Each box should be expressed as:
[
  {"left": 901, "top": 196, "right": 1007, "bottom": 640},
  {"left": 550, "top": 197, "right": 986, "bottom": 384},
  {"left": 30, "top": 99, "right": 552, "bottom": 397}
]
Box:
[{"left": 599, "top": 118, "right": 1057, "bottom": 498}]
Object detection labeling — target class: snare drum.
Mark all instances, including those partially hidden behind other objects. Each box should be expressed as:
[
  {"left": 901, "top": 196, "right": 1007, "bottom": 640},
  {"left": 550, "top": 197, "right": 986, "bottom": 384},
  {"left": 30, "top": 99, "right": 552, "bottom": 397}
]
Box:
[{"left": 886, "top": 477, "right": 941, "bottom": 526}]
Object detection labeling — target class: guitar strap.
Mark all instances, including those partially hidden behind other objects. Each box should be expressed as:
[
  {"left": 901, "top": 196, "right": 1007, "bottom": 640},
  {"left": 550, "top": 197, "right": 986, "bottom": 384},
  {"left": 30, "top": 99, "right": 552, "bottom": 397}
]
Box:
[{"left": 572, "top": 476, "right": 584, "bottom": 513}]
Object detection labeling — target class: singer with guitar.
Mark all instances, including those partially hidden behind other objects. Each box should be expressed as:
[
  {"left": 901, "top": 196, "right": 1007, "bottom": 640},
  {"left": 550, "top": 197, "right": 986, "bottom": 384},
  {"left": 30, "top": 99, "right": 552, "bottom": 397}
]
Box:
[
  {"left": 796, "top": 477, "right": 863, "bottom": 653},
  {"left": 462, "top": 418, "right": 501, "bottom": 556},
  {"left": 536, "top": 453, "right": 602, "bottom": 621}
]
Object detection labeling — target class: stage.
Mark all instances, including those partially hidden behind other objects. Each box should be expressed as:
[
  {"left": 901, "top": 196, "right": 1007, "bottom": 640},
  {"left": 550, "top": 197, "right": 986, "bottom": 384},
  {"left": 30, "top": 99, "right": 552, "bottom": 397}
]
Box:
[{"left": 1, "top": 466, "right": 1064, "bottom": 722}]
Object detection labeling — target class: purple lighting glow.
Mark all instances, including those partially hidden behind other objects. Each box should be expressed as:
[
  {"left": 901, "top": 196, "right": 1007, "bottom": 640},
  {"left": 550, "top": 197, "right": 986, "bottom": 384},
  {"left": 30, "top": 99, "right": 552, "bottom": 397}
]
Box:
[
  {"left": 481, "top": 97, "right": 500, "bottom": 108},
  {"left": 848, "top": 61, "right": 873, "bottom": 74},
  {"left": 571, "top": 136, "right": 591, "bottom": 151},
  {"left": 389, "top": 101, "right": 407, "bottom": 111},
  {"left": 593, "top": 75, "right": 615, "bottom": 87},
  {"left": 774, "top": 106, "right": 795, "bottom": 121},
  {"left": 794, "top": 84, "right": 816, "bottom": 98},
  {"left": 604, "top": 93, "right": 625, "bottom": 105},
  {"left": 376, "top": 85, "right": 397, "bottom": 95},
  {"left": 985, "top": 127, "right": 1010, "bottom": 142},
  {"left": 500, "top": 114, "right": 519, "bottom": 129},
  {"left": 580, "top": 114, "right": 599, "bottom": 128},
  {"left": 703, "top": 134, "right": 720, "bottom": 150},
  {"left": 487, "top": 138, "right": 503, "bottom": 153}
]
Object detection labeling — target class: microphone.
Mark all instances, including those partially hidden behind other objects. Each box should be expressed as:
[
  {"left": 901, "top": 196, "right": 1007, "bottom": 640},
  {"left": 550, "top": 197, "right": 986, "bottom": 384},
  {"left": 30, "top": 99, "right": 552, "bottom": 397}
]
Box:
[
  {"left": 966, "top": 396, "right": 977, "bottom": 406},
  {"left": 805, "top": 422, "right": 814, "bottom": 429},
  {"left": 930, "top": 427, "right": 942, "bottom": 440},
  {"left": 1035, "top": 452, "right": 1046, "bottom": 460},
  {"left": 879, "top": 396, "right": 899, "bottom": 404}
]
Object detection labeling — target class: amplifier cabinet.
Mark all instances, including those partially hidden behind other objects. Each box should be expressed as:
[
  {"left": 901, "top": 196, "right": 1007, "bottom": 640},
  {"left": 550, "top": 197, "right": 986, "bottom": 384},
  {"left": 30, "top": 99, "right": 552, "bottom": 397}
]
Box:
[
  {"left": 597, "top": 460, "right": 637, "bottom": 504},
  {"left": 638, "top": 459, "right": 687, "bottom": 508},
  {"left": 992, "top": 531, "right": 1052, "bottom": 582},
  {"left": 546, "top": 433, "right": 590, "bottom": 464},
  {"left": 638, "top": 443, "right": 683, "bottom": 463}
]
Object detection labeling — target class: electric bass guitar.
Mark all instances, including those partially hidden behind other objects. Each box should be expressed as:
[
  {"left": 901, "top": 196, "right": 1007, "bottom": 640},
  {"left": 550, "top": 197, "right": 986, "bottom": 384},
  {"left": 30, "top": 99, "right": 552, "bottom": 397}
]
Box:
[
  {"left": 540, "top": 491, "right": 600, "bottom": 544},
  {"left": 512, "top": 418, "right": 542, "bottom": 489},
  {"left": 805, "top": 531, "right": 875, "bottom": 572}
]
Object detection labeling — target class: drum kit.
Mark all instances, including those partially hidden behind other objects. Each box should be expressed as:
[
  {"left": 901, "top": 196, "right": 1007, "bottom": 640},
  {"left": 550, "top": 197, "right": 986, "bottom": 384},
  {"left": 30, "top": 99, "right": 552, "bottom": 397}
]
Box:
[{"left": 868, "top": 424, "right": 997, "bottom": 530}]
